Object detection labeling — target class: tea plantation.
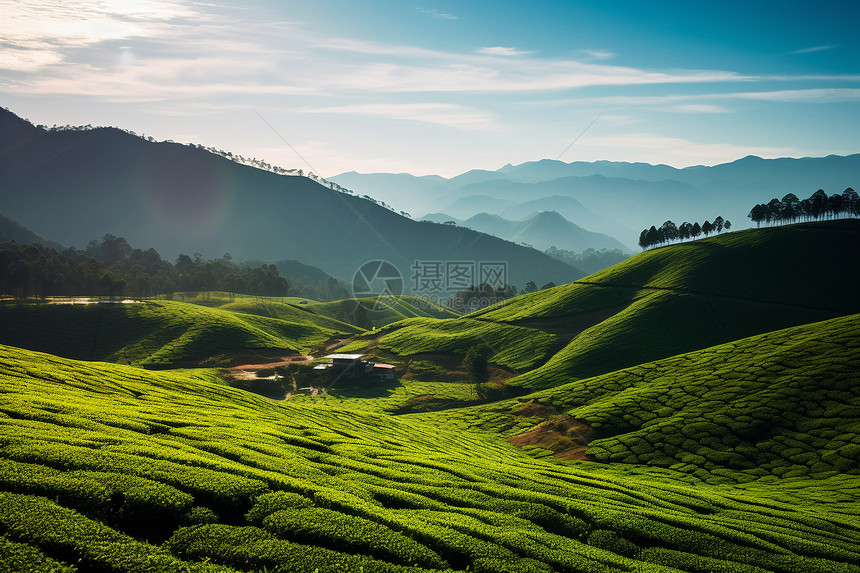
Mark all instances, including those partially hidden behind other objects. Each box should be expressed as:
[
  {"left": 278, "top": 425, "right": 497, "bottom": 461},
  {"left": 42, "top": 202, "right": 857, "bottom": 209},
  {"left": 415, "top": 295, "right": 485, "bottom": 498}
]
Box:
[
  {"left": 1, "top": 221, "right": 858, "bottom": 572},
  {"left": 1, "top": 316, "right": 859, "bottom": 571}
]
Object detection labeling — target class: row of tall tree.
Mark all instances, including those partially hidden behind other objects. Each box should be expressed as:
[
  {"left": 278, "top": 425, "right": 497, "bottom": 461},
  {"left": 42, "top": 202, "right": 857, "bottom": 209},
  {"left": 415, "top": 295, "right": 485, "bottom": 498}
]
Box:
[
  {"left": 638, "top": 217, "right": 731, "bottom": 250},
  {"left": 748, "top": 188, "right": 858, "bottom": 227},
  {"left": 0, "top": 235, "right": 289, "bottom": 299}
]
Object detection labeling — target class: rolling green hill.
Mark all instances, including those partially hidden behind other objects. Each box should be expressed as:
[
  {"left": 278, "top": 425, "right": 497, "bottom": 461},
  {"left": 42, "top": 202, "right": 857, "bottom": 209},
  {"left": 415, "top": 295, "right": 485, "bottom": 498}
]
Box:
[
  {"left": 0, "top": 299, "right": 359, "bottom": 367},
  {"left": 350, "top": 221, "right": 860, "bottom": 392},
  {"left": 176, "top": 292, "right": 460, "bottom": 329},
  {"left": 1, "top": 341, "right": 858, "bottom": 572},
  {"left": 441, "top": 313, "right": 860, "bottom": 483}
]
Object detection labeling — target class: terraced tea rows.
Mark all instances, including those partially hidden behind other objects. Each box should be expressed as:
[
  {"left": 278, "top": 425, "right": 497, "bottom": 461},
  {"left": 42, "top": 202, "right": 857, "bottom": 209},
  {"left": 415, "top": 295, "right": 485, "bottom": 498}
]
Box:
[{"left": 1, "top": 337, "right": 858, "bottom": 572}]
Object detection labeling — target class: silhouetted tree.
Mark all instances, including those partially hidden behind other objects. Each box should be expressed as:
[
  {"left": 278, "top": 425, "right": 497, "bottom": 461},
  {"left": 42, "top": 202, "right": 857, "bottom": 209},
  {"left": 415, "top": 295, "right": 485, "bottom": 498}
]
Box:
[
  {"left": 781, "top": 194, "right": 800, "bottom": 223},
  {"left": 843, "top": 188, "right": 859, "bottom": 217},
  {"left": 660, "top": 221, "right": 678, "bottom": 243},
  {"left": 524, "top": 281, "right": 538, "bottom": 293},
  {"left": 691, "top": 222, "right": 702, "bottom": 239},
  {"left": 810, "top": 189, "right": 828, "bottom": 220},
  {"left": 713, "top": 216, "right": 724, "bottom": 232},
  {"left": 748, "top": 204, "right": 766, "bottom": 227}
]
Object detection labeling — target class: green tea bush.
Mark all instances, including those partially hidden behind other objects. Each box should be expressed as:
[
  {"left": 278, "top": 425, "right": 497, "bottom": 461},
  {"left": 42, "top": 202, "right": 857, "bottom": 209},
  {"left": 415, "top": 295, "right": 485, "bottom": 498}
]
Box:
[
  {"left": 263, "top": 507, "right": 447, "bottom": 568},
  {"left": 245, "top": 491, "right": 314, "bottom": 524},
  {"left": 0, "top": 493, "right": 226, "bottom": 572},
  {"left": 165, "top": 523, "right": 433, "bottom": 573},
  {"left": 0, "top": 535, "right": 77, "bottom": 573},
  {"left": 586, "top": 529, "right": 638, "bottom": 557}
]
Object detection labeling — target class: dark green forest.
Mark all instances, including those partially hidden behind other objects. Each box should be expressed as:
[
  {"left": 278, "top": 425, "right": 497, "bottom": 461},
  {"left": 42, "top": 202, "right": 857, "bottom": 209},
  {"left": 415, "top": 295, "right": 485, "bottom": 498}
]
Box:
[{"left": 0, "top": 235, "right": 293, "bottom": 299}]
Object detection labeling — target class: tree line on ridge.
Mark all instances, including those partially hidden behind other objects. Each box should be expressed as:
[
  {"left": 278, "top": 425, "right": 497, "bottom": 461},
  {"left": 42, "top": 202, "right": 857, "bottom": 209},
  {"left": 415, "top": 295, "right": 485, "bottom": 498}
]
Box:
[
  {"left": 638, "top": 217, "right": 731, "bottom": 250},
  {"left": 748, "top": 188, "right": 858, "bottom": 227}
]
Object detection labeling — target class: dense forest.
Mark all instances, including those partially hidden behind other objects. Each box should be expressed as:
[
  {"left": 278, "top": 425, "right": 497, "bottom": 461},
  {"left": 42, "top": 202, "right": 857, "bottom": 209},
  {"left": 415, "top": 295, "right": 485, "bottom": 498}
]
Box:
[{"left": 0, "top": 235, "right": 292, "bottom": 299}]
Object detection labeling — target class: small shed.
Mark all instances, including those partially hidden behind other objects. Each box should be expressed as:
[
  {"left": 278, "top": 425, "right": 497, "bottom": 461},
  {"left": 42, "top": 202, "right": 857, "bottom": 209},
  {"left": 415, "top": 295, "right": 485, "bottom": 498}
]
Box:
[{"left": 314, "top": 354, "right": 396, "bottom": 381}]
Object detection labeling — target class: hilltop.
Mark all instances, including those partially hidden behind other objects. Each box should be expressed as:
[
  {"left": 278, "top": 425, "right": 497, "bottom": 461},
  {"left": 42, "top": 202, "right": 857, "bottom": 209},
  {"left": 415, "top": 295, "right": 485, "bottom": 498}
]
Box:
[
  {"left": 0, "top": 108, "right": 582, "bottom": 290},
  {"left": 341, "top": 220, "right": 860, "bottom": 396}
]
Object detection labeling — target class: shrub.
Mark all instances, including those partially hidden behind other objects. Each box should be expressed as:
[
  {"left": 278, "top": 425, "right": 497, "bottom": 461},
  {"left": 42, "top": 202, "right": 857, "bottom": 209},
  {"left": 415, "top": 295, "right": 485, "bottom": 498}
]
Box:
[
  {"left": 245, "top": 491, "right": 314, "bottom": 524},
  {"left": 262, "top": 507, "right": 447, "bottom": 569}
]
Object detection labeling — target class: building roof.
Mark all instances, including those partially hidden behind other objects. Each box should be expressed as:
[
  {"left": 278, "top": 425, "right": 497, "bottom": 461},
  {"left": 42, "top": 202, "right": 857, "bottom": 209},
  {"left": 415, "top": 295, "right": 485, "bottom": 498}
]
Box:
[
  {"left": 325, "top": 353, "right": 364, "bottom": 361},
  {"left": 371, "top": 363, "right": 396, "bottom": 370}
]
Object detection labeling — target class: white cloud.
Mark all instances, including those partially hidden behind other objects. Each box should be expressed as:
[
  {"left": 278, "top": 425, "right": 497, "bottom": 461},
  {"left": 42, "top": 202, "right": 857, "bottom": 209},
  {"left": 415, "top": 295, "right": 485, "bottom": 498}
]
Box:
[
  {"left": 789, "top": 45, "right": 834, "bottom": 55},
  {"left": 415, "top": 7, "right": 458, "bottom": 20},
  {"left": 477, "top": 47, "right": 532, "bottom": 57},
  {"left": 583, "top": 49, "right": 614, "bottom": 60},
  {"left": 0, "top": 0, "right": 195, "bottom": 71},
  {"left": 665, "top": 104, "right": 730, "bottom": 114},
  {"left": 0, "top": 0, "right": 761, "bottom": 100},
  {"left": 729, "top": 88, "right": 860, "bottom": 102},
  {"left": 302, "top": 103, "right": 499, "bottom": 131}
]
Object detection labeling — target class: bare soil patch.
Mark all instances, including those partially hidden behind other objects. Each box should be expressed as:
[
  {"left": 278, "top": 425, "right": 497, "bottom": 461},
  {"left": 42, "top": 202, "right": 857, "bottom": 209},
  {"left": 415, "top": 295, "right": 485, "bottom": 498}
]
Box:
[{"left": 508, "top": 415, "right": 594, "bottom": 460}]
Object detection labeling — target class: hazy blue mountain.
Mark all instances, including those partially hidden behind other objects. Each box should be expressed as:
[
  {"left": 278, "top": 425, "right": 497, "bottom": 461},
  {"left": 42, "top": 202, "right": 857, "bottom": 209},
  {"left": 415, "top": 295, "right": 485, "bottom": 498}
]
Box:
[
  {"left": 0, "top": 213, "right": 64, "bottom": 250},
  {"left": 438, "top": 194, "right": 519, "bottom": 219},
  {"left": 333, "top": 154, "right": 859, "bottom": 248},
  {"left": 329, "top": 171, "right": 447, "bottom": 216},
  {"left": 0, "top": 108, "right": 583, "bottom": 291},
  {"left": 487, "top": 210, "right": 631, "bottom": 252},
  {"left": 421, "top": 210, "right": 633, "bottom": 253},
  {"left": 421, "top": 213, "right": 461, "bottom": 224}
]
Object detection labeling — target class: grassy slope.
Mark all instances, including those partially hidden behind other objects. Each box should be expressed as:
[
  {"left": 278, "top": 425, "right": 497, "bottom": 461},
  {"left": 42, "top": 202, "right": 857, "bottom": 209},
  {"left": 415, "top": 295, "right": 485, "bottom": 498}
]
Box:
[
  {"left": 0, "top": 299, "right": 355, "bottom": 367},
  {"left": 1, "top": 342, "right": 859, "bottom": 572},
  {"left": 356, "top": 221, "right": 860, "bottom": 390},
  {"left": 445, "top": 313, "right": 860, "bottom": 485},
  {"left": 178, "top": 292, "right": 459, "bottom": 329}
]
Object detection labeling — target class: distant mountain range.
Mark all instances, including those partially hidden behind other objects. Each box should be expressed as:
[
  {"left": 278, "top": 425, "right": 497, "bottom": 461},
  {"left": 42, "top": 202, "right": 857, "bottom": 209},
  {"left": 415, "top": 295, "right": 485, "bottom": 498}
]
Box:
[
  {"left": 0, "top": 108, "right": 582, "bottom": 291},
  {"left": 421, "top": 211, "right": 633, "bottom": 252},
  {"left": 0, "top": 213, "right": 64, "bottom": 251},
  {"left": 332, "top": 154, "right": 860, "bottom": 245}
]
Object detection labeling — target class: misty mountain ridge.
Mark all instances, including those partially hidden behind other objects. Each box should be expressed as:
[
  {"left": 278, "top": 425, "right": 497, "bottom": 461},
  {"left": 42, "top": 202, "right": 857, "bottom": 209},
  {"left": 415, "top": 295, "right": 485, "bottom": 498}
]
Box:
[
  {"left": 331, "top": 153, "right": 859, "bottom": 246},
  {"left": 0, "top": 108, "right": 583, "bottom": 291},
  {"left": 422, "top": 210, "right": 632, "bottom": 253},
  {"left": 0, "top": 213, "right": 64, "bottom": 251}
]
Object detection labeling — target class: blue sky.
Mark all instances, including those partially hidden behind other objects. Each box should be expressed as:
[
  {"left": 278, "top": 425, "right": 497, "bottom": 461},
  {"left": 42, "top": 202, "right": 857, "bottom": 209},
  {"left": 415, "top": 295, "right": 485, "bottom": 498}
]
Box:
[{"left": 1, "top": 0, "right": 858, "bottom": 176}]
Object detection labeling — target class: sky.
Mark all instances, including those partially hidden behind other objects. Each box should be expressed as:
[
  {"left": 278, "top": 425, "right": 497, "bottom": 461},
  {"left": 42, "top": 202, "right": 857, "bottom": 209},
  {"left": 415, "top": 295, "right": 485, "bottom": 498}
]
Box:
[{"left": 1, "top": 0, "right": 859, "bottom": 177}]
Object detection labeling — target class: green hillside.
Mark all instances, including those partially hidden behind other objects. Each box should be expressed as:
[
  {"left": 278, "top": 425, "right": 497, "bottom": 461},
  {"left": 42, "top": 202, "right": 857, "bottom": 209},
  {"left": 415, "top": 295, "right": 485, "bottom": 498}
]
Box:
[
  {"left": 1, "top": 342, "right": 858, "bottom": 572},
  {"left": 355, "top": 221, "right": 860, "bottom": 391},
  {"left": 0, "top": 299, "right": 359, "bottom": 367},
  {"left": 175, "top": 292, "right": 459, "bottom": 329},
  {"left": 446, "top": 313, "right": 860, "bottom": 482}
]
